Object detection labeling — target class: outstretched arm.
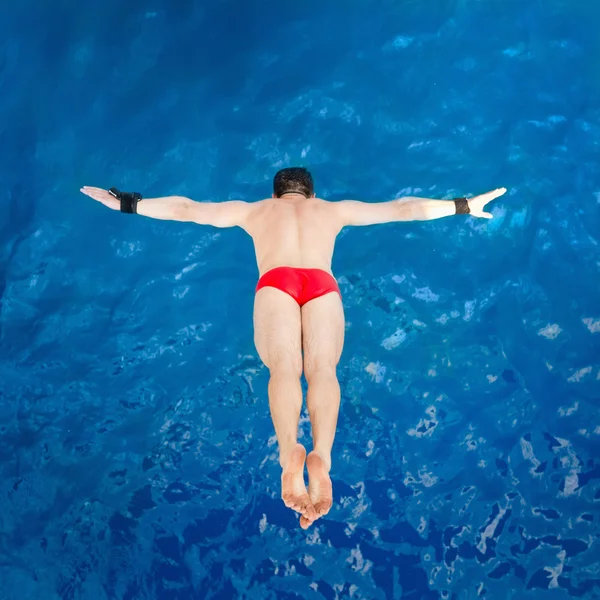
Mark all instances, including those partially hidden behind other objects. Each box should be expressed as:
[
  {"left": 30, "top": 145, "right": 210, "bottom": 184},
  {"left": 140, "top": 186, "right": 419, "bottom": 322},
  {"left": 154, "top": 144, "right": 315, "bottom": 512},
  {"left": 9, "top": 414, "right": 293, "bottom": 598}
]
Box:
[
  {"left": 336, "top": 188, "right": 506, "bottom": 226},
  {"left": 80, "top": 186, "right": 250, "bottom": 228}
]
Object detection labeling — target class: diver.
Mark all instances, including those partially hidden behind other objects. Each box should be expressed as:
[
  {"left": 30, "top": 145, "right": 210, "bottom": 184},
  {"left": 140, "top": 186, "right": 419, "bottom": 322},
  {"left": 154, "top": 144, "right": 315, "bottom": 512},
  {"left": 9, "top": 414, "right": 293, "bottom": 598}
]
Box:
[{"left": 81, "top": 169, "right": 505, "bottom": 528}]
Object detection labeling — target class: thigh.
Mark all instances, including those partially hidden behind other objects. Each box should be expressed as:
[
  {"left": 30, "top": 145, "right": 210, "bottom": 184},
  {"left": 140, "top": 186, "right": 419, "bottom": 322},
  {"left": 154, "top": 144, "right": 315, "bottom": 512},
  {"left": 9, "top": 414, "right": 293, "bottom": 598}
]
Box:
[
  {"left": 301, "top": 292, "right": 345, "bottom": 374},
  {"left": 253, "top": 286, "right": 302, "bottom": 372}
]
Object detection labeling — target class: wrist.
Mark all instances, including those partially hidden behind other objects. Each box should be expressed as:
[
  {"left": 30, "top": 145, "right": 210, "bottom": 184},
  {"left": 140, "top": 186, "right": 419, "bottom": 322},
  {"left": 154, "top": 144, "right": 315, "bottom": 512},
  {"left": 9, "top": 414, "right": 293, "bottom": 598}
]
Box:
[
  {"left": 454, "top": 197, "right": 470, "bottom": 215},
  {"left": 109, "top": 188, "right": 143, "bottom": 214}
]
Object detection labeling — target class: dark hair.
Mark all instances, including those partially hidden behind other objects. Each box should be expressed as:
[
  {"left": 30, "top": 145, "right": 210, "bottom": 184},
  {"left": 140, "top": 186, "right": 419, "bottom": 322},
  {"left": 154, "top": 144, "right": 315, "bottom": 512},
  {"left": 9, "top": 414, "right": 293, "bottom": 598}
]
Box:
[{"left": 273, "top": 167, "right": 314, "bottom": 198}]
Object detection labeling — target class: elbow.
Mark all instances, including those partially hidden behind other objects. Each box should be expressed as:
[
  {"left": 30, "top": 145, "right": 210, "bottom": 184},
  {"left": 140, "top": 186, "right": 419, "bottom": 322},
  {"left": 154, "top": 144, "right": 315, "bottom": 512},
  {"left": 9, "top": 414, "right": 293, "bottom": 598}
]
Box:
[
  {"left": 395, "top": 198, "right": 417, "bottom": 221},
  {"left": 172, "top": 197, "right": 195, "bottom": 221}
]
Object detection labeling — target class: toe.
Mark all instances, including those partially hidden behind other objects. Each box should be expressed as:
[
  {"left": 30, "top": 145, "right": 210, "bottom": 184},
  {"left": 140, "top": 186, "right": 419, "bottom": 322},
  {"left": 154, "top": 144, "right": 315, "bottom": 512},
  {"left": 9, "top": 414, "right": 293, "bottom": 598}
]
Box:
[
  {"left": 315, "top": 499, "right": 332, "bottom": 516},
  {"left": 299, "top": 516, "right": 313, "bottom": 529},
  {"left": 302, "top": 501, "right": 317, "bottom": 522},
  {"left": 298, "top": 494, "right": 313, "bottom": 512}
]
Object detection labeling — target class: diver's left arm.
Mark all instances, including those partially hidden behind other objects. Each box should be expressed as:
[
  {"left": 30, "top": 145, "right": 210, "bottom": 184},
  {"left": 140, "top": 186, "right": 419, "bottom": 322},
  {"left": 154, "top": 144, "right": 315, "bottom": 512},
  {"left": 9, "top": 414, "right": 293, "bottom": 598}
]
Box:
[
  {"left": 80, "top": 186, "right": 250, "bottom": 228},
  {"left": 337, "top": 188, "right": 506, "bottom": 227}
]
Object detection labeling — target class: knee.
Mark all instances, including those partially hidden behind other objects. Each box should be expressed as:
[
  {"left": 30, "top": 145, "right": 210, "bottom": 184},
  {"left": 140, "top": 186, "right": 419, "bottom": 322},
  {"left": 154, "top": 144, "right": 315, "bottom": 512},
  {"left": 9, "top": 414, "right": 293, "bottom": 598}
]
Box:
[
  {"left": 268, "top": 355, "right": 303, "bottom": 380},
  {"left": 303, "top": 357, "right": 337, "bottom": 383}
]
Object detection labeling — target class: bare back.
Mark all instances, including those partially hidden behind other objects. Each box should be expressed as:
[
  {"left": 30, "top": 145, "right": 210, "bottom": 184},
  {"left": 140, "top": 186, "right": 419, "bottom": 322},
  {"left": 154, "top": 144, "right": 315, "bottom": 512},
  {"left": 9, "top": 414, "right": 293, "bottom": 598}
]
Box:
[{"left": 242, "top": 197, "right": 342, "bottom": 276}]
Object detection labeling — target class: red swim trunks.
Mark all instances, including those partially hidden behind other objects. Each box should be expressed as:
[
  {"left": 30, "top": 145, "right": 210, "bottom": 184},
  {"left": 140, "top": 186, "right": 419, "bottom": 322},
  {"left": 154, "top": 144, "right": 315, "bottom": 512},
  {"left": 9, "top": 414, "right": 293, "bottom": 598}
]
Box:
[{"left": 256, "top": 266, "right": 341, "bottom": 306}]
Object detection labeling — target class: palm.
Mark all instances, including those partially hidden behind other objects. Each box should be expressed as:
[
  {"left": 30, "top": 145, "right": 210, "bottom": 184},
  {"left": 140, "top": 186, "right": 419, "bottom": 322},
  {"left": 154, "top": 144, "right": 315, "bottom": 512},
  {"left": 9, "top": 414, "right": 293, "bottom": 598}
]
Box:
[
  {"left": 80, "top": 186, "right": 119, "bottom": 209},
  {"left": 468, "top": 187, "right": 507, "bottom": 219}
]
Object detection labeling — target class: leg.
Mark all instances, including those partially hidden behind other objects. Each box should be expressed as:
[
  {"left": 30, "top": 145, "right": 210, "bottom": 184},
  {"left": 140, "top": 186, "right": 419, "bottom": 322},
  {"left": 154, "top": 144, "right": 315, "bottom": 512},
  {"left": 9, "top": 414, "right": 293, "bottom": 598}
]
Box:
[
  {"left": 253, "top": 287, "right": 316, "bottom": 521},
  {"left": 300, "top": 292, "right": 345, "bottom": 526}
]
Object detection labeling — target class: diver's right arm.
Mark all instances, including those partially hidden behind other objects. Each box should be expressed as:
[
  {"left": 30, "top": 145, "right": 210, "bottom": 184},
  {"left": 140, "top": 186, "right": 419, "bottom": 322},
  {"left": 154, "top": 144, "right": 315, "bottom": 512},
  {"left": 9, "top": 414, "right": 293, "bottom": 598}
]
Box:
[{"left": 80, "top": 186, "right": 250, "bottom": 228}]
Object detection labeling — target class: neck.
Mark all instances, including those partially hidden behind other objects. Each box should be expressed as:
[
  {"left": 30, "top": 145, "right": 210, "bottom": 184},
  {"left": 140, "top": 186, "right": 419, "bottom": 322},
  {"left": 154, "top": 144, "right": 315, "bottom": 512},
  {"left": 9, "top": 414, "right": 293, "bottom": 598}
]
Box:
[{"left": 278, "top": 192, "right": 308, "bottom": 200}]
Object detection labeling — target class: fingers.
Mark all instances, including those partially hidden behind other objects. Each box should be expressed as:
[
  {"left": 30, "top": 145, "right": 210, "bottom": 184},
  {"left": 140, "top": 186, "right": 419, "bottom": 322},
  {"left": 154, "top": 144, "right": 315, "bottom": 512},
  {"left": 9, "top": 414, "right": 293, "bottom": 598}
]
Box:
[
  {"left": 80, "top": 187, "right": 111, "bottom": 204},
  {"left": 80, "top": 186, "right": 120, "bottom": 210},
  {"left": 80, "top": 186, "right": 110, "bottom": 196},
  {"left": 80, "top": 186, "right": 102, "bottom": 199},
  {"left": 471, "top": 210, "right": 493, "bottom": 219},
  {"left": 479, "top": 187, "right": 507, "bottom": 203},
  {"left": 471, "top": 187, "right": 506, "bottom": 217}
]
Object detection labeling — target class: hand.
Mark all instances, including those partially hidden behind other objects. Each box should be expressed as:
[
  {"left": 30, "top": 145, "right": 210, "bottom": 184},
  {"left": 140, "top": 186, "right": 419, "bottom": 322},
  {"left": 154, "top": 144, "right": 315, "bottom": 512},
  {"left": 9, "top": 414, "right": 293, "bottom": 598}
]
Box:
[
  {"left": 80, "top": 186, "right": 120, "bottom": 210},
  {"left": 468, "top": 187, "right": 507, "bottom": 219}
]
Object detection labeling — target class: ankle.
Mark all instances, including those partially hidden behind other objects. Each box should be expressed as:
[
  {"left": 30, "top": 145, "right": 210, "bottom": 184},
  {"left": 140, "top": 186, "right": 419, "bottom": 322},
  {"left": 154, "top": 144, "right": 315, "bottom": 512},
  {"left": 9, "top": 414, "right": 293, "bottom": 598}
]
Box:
[{"left": 280, "top": 442, "right": 304, "bottom": 469}]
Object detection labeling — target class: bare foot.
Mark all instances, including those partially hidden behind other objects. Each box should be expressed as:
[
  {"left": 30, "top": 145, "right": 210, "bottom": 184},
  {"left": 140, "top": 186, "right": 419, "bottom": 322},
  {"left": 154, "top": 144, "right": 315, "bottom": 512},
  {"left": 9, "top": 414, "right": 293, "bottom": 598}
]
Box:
[
  {"left": 281, "top": 444, "right": 317, "bottom": 522},
  {"left": 299, "top": 451, "right": 333, "bottom": 529}
]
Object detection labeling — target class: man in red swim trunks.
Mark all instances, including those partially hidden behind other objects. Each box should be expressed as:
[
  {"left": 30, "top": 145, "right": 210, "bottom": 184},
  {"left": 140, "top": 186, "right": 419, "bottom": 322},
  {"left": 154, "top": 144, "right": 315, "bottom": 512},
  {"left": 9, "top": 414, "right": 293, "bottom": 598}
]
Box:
[{"left": 81, "top": 169, "right": 506, "bottom": 529}]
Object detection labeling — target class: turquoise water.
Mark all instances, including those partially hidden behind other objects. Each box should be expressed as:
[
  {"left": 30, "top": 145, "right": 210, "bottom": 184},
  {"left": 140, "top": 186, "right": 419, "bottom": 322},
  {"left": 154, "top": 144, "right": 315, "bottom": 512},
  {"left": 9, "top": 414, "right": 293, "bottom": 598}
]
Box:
[{"left": 1, "top": 1, "right": 599, "bottom": 599}]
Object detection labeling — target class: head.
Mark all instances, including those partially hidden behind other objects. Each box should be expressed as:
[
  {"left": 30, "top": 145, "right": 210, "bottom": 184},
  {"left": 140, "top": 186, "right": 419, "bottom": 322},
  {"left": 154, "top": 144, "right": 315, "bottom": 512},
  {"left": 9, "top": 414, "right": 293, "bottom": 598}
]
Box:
[{"left": 273, "top": 167, "right": 315, "bottom": 198}]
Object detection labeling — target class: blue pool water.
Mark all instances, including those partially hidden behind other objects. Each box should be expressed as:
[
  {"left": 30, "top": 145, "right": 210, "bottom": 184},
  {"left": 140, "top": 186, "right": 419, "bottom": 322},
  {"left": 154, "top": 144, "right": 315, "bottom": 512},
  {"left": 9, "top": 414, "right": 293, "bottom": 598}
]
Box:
[{"left": 1, "top": 1, "right": 599, "bottom": 598}]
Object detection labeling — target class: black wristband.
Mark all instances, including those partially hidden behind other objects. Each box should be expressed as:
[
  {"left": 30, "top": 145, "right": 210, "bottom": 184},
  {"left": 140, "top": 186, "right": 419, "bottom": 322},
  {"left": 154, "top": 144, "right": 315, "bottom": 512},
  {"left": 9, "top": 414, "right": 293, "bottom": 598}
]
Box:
[
  {"left": 454, "top": 197, "right": 470, "bottom": 214},
  {"left": 109, "top": 187, "right": 143, "bottom": 214}
]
